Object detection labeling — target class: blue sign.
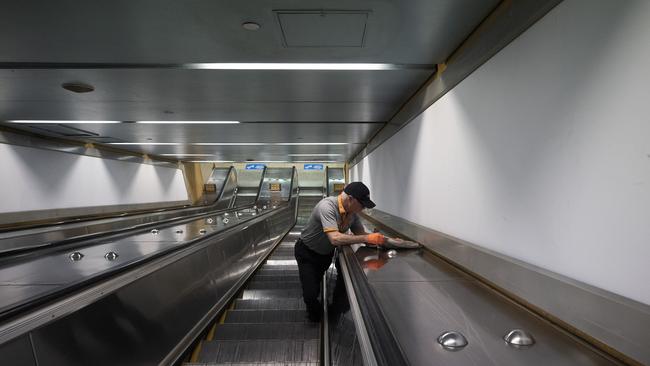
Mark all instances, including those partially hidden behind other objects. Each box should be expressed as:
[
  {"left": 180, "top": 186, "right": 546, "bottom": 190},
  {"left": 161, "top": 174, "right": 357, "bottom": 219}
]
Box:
[
  {"left": 303, "top": 164, "right": 324, "bottom": 171},
  {"left": 245, "top": 163, "right": 266, "bottom": 170}
]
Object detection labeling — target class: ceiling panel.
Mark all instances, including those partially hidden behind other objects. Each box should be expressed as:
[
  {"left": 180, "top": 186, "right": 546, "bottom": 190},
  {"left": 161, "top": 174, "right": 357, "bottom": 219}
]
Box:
[{"left": 0, "top": 0, "right": 500, "bottom": 64}]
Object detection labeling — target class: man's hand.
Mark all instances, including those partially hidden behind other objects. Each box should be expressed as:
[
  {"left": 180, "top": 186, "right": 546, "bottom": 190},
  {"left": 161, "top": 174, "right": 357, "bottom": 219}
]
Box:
[{"left": 366, "top": 233, "right": 386, "bottom": 245}]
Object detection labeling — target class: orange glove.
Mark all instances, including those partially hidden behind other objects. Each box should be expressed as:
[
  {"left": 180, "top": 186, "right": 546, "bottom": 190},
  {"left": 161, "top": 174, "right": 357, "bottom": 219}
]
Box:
[{"left": 366, "top": 233, "right": 385, "bottom": 245}]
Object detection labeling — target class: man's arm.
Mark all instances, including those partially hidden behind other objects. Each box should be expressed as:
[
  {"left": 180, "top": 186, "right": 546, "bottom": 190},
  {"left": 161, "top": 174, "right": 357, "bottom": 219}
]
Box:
[
  {"left": 326, "top": 231, "right": 385, "bottom": 247},
  {"left": 326, "top": 231, "right": 370, "bottom": 247}
]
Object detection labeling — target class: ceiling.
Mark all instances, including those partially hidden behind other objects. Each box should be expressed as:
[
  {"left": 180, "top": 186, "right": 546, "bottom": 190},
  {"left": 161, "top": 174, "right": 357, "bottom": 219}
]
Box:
[{"left": 0, "top": 0, "right": 500, "bottom": 163}]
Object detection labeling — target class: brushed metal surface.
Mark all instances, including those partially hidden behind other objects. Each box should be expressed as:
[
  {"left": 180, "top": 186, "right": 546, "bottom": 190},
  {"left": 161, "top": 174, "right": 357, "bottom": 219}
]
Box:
[
  {"left": 363, "top": 209, "right": 650, "bottom": 364},
  {"left": 258, "top": 167, "right": 294, "bottom": 206},
  {"left": 326, "top": 167, "right": 345, "bottom": 197},
  {"left": 0, "top": 335, "right": 35, "bottom": 366},
  {"left": 22, "top": 204, "right": 296, "bottom": 365},
  {"left": 371, "top": 280, "right": 615, "bottom": 365}
]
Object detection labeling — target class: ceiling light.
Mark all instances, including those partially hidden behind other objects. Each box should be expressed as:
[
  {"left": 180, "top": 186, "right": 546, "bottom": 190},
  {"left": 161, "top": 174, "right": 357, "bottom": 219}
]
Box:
[
  {"left": 136, "top": 121, "right": 239, "bottom": 124},
  {"left": 288, "top": 154, "right": 344, "bottom": 157},
  {"left": 7, "top": 120, "right": 120, "bottom": 124},
  {"left": 188, "top": 160, "right": 234, "bottom": 163},
  {"left": 189, "top": 63, "right": 407, "bottom": 70},
  {"left": 242, "top": 22, "right": 261, "bottom": 31},
  {"left": 159, "top": 154, "right": 217, "bottom": 157},
  {"left": 108, "top": 142, "right": 352, "bottom": 146}
]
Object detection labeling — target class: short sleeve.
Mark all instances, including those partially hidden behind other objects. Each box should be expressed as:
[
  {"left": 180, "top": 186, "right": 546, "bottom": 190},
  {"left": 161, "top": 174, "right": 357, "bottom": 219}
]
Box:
[
  {"left": 350, "top": 215, "right": 366, "bottom": 234},
  {"left": 318, "top": 202, "right": 339, "bottom": 233}
]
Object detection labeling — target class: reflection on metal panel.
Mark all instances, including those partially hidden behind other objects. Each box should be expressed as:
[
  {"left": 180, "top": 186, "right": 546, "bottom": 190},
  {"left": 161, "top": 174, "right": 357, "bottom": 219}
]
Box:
[
  {"left": 202, "top": 167, "right": 232, "bottom": 205},
  {"left": 13, "top": 203, "right": 296, "bottom": 365},
  {"left": 213, "top": 167, "right": 238, "bottom": 210},
  {"left": 257, "top": 168, "right": 294, "bottom": 206},
  {"left": 327, "top": 167, "right": 345, "bottom": 196}
]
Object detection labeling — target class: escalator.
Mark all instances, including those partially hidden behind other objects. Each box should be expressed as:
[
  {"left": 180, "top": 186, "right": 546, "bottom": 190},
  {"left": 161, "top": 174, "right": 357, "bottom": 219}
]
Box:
[{"left": 187, "top": 189, "right": 323, "bottom": 365}]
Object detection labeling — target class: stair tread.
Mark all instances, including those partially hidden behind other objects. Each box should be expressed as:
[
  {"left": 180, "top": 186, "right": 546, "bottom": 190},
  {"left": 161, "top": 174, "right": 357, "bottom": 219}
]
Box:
[
  {"left": 197, "top": 339, "right": 319, "bottom": 363},
  {"left": 225, "top": 309, "right": 308, "bottom": 323},
  {"left": 212, "top": 323, "right": 319, "bottom": 340}
]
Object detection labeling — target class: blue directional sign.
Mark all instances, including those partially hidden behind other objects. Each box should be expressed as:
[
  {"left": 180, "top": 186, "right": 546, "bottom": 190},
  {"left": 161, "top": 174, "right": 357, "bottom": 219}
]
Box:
[
  {"left": 245, "top": 163, "right": 266, "bottom": 170},
  {"left": 303, "top": 164, "right": 324, "bottom": 171}
]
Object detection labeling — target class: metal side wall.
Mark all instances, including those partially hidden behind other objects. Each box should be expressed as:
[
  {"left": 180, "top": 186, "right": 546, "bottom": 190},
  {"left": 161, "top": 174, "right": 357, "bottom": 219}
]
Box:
[{"left": 0, "top": 201, "right": 297, "bottom": 366}]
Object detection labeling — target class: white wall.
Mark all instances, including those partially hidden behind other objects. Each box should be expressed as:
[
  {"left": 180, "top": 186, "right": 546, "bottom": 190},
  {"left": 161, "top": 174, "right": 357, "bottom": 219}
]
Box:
[
  {"left": 351, "top": 0, "right": 650, "bottom": 304},
  {"left": 0, "top": 143, "right": 189, "bottom": 213}
]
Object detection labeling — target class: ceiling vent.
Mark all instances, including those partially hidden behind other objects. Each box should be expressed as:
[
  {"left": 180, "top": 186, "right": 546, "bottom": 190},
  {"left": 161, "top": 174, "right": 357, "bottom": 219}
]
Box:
[{"left": 275, "top": 10, "right": 370, "bottom": 47}]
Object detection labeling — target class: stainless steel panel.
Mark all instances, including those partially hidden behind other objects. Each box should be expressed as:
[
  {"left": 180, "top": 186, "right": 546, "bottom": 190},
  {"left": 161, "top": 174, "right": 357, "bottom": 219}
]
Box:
[
  {"left": 26, "top": 205, "right": 296, "bottom": 365},
  {"left": 371, "top": 280, "right": 615, "bottom": 366},
  {"left": 202, "top": 167, "right": 232, "bottom": 204},
  {"left": 363, "top": 209, "right": 650, "bottom": 364},
  {"left": 0, "top": 285, "right": 62, "bottom": 313},
  {"left": 327, "top": 167, "right": 345, "bottom": 196},
  {"left": 257, "top": 167, "right": 294, "bottom": 205},
  {"left": 0, "top": 1, "right": 498, "bottom": 64},
  {"left": 354, "top": 246, "right": 467, "bottom": 283},
  {"left": 0, "top": 335, "right": 36, "bottom": 366}
]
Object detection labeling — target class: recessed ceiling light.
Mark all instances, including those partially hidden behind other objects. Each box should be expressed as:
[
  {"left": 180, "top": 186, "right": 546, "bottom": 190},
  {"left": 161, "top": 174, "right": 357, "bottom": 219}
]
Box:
[
  {"left": 242, "top": 22, "right": 261, "bottom": 31},
  {"left": 61, "top": 82, "right": 94, "bottom": 93},
  {"left": 7, "top": 120, "right": 120, "bottom": 124},
  {"left": 190, "top": 63, "right": 409, "bottom": 70},
  {"left": 136, "top": 121, "right": 240, "bottom": 124}
]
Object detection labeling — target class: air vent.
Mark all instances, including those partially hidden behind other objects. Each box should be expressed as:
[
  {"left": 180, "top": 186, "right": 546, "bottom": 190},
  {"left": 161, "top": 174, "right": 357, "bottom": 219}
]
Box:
[
  {"left": 275, "top": 10, "right": 370, "bottom": 47},
  {"left": 30, "top": 124, "right": 98, "bottom": 137}
]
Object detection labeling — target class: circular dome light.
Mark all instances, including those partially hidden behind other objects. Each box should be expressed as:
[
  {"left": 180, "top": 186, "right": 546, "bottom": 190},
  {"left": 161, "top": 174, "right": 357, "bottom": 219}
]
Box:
[
  {"left": 61, "top": 82, "right": 94, "bottom": 93},
  {"left": 242, "top": 22, "right": 261, "bottom": 31}
]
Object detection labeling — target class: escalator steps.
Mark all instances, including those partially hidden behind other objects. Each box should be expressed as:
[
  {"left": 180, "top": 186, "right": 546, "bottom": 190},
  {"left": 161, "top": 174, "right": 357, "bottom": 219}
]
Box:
[
  {"left": 247, "top": 281, "right": 302, "bottom": 290},
  {"left": 251, "top": 274, "right": 300, "bottom": 283},
  {"left": 242, "top": 288, "right": 303, "bottom": 300},
  {"left": 197, "top": 339, "right": 319, "bottom": 363},
  {"left": 213, "top": 323, "right": 318, "bottom": 341},
  {"left": 225, "top": 309, "right": 308, "bottom": 323},
  {"left": 235, "top": 298, "right": 305, "bottom": 310}
]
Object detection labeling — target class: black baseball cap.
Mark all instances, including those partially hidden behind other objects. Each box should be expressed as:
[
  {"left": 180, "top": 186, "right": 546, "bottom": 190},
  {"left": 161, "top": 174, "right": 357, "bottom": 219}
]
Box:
[{"left": 344, "top": 182, "right": 376, "bottom": 209}]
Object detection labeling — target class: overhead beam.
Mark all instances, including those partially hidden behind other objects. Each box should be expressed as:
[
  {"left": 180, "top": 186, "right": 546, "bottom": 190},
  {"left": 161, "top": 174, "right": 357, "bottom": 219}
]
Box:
[{"left": 349, "top": 0, "right": 564, "bottom": 166}]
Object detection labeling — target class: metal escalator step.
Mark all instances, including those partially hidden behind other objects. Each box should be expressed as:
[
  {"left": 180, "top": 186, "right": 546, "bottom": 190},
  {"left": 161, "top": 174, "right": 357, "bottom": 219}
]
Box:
[
  {"left": 257, "top": 268, "right": 299, "bottom": 276},
  {"left": 247, "top": 281, "right": 302, "bottom": 290},
  {"left": 252, "top": 274, "right": 300, "bottom": 282},
  {"left": 260, "top": 264, "right": 299, "bottom": 271},
  {"left": 225, "top": 309, "right": 308, "bottom": 323},
  {"left": 268, "top": 256, "right": 297, "bottom": 262},
  {"left": 213, "top": 323, "right": 319, "bottom": 340},
  {"left": 235, "top": 298, "right": 305, "bottom": 310},
  {"left": 197, "top": 339, "right": 319, "bottom": 363},
  {"left": 242, "top": 289, "right": 303, "bottom": 300}
]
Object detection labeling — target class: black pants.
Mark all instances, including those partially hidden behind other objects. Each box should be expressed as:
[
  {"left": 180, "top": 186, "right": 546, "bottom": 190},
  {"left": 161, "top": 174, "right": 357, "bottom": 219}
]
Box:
[{"left": 294, "top": 239, "right": 349, "bottom": 320}]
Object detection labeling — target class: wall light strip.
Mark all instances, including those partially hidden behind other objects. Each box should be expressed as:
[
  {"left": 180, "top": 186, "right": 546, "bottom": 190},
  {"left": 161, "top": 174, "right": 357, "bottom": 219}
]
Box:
[
  {"left": 7, "top": 120, "right": 121, "bottom": 124},
  {"left": 109, "top": 142, "right": 352, "bottom": 146}
]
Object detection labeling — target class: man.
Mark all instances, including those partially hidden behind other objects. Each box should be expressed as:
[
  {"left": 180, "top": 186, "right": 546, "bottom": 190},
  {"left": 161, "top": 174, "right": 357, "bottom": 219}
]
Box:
[{"left": 294, "top": 181, "right": 386, "bottom": 322}]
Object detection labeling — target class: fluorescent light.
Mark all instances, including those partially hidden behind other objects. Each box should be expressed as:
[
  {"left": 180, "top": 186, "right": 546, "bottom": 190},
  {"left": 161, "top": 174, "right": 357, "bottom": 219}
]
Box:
[
  {"left": 136, "top": 121, "right": 239, "bottom": 124},
  {"left": 109, "top": 142, "right": 351, "bottom": 146},
  {"left": 159, "top": 154, "right": 217, "bottom": 157},
  {"left": 292, "top": 160, "right": 343, "bottom": 163},
  {"left": 190, "top": 63, "right": 405, "bottom": 70},
  {"left": 7, "top": 120, "right": 121, "bottom": 124},
  {"left": 288, "top": 154, "right": 344, "bottom": 157},
  {"left": 187, "top": 160, "right": 232, "bottom": 162}
]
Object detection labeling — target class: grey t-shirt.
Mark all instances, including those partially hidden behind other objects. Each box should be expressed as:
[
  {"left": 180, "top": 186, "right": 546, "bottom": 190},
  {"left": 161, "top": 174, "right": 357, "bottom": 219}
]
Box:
[{"left": 300, "top": 196, "right": 365, "bottom": 255}]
